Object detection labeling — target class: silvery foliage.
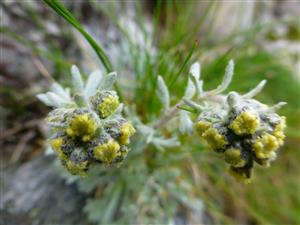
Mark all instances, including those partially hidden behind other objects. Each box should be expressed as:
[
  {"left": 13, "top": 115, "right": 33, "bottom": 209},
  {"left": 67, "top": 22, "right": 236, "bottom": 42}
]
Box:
[
  {"left": 136, "top": 75, "right": 180, "bottom": 151},
  {"left": 37, "top": 65, "right": 122, "bottom": 130},
  {"left": 180, "top": 59, "right": 286, "bottom": 121},
  {"left": 139, "top": 59, "right": 286, "bottom": 153}
]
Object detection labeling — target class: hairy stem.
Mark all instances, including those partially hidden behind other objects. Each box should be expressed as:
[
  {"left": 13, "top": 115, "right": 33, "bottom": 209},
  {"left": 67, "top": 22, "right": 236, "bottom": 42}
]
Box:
[{"left": 153, "top": 101, "right": 184, "bottom": 129}]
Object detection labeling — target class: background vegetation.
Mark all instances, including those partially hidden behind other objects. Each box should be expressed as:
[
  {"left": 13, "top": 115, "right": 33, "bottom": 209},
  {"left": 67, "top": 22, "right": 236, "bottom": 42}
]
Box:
[{"left": 1, "top": 1, "right": 299, "bottom": 224}]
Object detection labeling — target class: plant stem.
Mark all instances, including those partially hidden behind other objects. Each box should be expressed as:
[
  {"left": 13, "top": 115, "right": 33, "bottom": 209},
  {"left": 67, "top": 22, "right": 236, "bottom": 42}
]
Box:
[{"left": 153, "top": 101, "right": 184, "bottom": 129}]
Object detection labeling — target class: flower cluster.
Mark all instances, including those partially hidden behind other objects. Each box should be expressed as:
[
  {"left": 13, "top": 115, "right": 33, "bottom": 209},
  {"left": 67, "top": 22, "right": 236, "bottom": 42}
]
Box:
[
  {"left": 38, "top": 66, "right": 135, "bottom": 176},
  {"left": 180, "top": 60, "right": 286, "bottom": 183},
  {"left": 195, "top": 92, "right": 286, "bottom": 183}
]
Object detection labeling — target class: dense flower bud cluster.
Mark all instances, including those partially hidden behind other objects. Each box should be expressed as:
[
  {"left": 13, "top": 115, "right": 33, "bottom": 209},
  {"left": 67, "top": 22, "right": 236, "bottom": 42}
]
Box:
[
  {"left": 90, "top": 91, "right": 120, "bottom": 119},
  {"left": 195, "top": 92, "right": 286, "bottom": 183},
  {"left": 38, "top": 66, "right": 136, "bottom": 176},
  {"left": 49, "top": 100, "right": 135, "bottom": 176}
]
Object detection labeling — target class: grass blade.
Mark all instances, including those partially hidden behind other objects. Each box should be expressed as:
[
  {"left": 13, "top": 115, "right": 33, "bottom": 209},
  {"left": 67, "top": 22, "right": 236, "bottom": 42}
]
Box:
[{"left": 43, "top": 0, "right": 113, "bottom": 73}]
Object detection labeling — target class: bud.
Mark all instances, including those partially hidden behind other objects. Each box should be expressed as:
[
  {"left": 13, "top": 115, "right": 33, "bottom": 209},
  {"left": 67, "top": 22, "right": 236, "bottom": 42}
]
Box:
[
  {"left": 90, "top": 91, "right": 120, "bottom": 118},
  {"left": 66, "top": 109, "right": 98, "bottom": 142},
  {"left": 195, "top": 92, "right": 286, "bottom": 183},
  {"left": 104, "top": 119, "right": 136, "bottom": 145},
  {"left": 64, "top": 160, "right": 89, "bottom": 177},
  {"left": 92, "top": 137, "right": 121, "bottom": 163}
]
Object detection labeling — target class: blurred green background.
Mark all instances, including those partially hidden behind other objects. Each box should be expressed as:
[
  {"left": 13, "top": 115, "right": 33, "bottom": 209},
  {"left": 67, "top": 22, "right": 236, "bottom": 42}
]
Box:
[{"left": 1, "top": 1, "right": 299, "bottom": 225}]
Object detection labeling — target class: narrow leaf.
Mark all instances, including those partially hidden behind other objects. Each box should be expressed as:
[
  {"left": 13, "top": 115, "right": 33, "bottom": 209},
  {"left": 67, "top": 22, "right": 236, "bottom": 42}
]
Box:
[
  {"left": 51, "top": 83, "right": 71, "bottom": 101},
  {"left": 212, "top": 60, "right": 234, "bottom": 94},
  {"left": 37, "top": 94, "right": 54, "bottom": 107},
  {"left": 243, "top": 80, "right": 267, "bottom": 98},
  {"left": 169, "top": 41, "right": 197, "bottom": 88},
  {"left": 156, "top": 76, "right": 170, "bottom": 112},
  {"left": 98, "top": 72, "right": 117, "bottom": 90},
  {"left": 84, "top": 70, "right": 103, "bottom": 98},
  {"left": 46, "top": 92, "right": 69, "bottom": 108},
  {"left": 190, "top": 62, "right": 200, "bottom": 79},
  {"left": 71, "top": 65, "right": 84, "bottom": 93},
  {"left": 179, "top": 111, "right": 194, "bottom": 134},
  {"left": 43, "top": 0, "right": 113, "bottom": 73},
  {"left": 152, "top": 137, "right": 180, "bottom": 151}
]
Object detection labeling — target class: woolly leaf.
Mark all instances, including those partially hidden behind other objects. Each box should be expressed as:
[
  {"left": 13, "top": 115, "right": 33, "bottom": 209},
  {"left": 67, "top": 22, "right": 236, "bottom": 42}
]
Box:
[
  {"left": 71, "top": 65, "right": 84, "bottom": 93},
  {"left": 243, "top": 80, "right": 267, "bottom": 98},
  {"left": 99, "top": 72, "right": 117, "bottom": 90},
  {"left": 156, "top": 76, "right": 170, "bottom": 112},
  {"left": 84, "top": 70, "right": 103, "bottom": 98},
  {"left": 179, "top": 111, "right": 193, "bottom": 134},
  {"left": 212, "top": 59, "right": 234, "bottom": 94},
  {"left": 37, "top": 93, "right": 56, "bottom": 107},
  {"left": 51, "top": 83, "right": 71, "bottom": 101},
  {"left": 190, "top": 62, "right": 201, "bottom": 80},
  {"left": 152, "top": 137, "right": 180, "bottom": 151},
  {"left": 46, "top": 92, "right": 69, "bottom": 108}
]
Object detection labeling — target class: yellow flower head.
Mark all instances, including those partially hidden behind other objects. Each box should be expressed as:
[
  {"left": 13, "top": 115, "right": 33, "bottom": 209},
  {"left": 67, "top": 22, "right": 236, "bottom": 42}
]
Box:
[
  {"left": 202, "top": 127, "right": 228, "bottom": 150},
  {"left": 98, "top": 95, "right": 120, "bottom": 118},
  {"left": 224, "top": 147, "right": 246, "bottom": 168},
  {"left": 229, "top": 111, "right": 260, "bottom": 135},
  {"left": 252, "top": 133, "right": 279, "bottom": 159},
  {"left": 119, "top": 122, "right": 136, "bottom": 145},
  {"left": 272, "top": 116, "right": 286, "bottom": 146},
  {"left": 65, "top": 160, "right": 88, "bottom": 177},
  {"left": 66, "top": 113, "right": 97, "bottom": 142},
  {"left": 93, "top": 139, "right": 120, "bottom": 163},
  {"left": 49, "top": 137, "right": 67, "bottom": 161},
  {"left": 195, "top": 121, "right": 211, "bottom": 136},
  {"left": 228, "top": 166, "right": 252, "bottom": 184}
]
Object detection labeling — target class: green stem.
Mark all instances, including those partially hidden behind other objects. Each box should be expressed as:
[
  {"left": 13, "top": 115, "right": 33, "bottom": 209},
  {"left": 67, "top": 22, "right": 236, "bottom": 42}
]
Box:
[
  {"left": 43, "top": 0, "right": 113, "bottom": 73},
  {"left": 43, "top": 0, "right": 125, "bottom": 102}
]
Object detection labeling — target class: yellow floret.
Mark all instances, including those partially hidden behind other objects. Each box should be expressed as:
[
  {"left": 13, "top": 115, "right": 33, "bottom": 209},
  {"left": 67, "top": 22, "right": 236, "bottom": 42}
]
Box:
[
  {"left": 273, "top": 116, "right": 286, "bottom": 146},
  {"left": 98, "top": 95, "right": 119, "bottom": 118},
  {"left": 49, "top": 138, "right": 67, "bottom": 161},
  {"left": 65, "top": 160, "right": 88, "bottom": 177},
  {"left": 224, "top": 148, "right": 246, "bottom": 168},
  {"left": 228, "top": 167, "right": 251, "bottom": 184},
  {"left": 66, "top": 114, "right": 97, "bottom": 142},
  {"left": 119, "top": 122, "right": 136, "bottom": 145},
  {"left": 252, "top": 133, "right": 279, "bottom": 159},
  {"left": 195, "top": 121, "right": 211, "bottom": 136},
  {"left": 93, "top": 140, "right": 120, "bottom": 163},
  {"left": 202, "top": 127, "right": 228, "bottom": 150},
  {"left": 229, "top": 111, "right": 259, "bottom": 135}
]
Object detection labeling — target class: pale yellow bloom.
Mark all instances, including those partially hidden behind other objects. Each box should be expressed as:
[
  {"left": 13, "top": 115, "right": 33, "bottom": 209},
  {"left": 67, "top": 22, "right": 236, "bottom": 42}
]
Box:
[
  {"left": 119, "top": 122, "right": 136, "bottom": 145},
  {"left": 98, "top": 95, "right": 119, "bottom": 118},
  {"left": 93, "top": 140, "right": 121, "bottom": 163},
  {"left": 229, "top": 111, "right": 259, "bottom": 135},
  {"left": 49, "top": 137, "right": 67, "bottom": 161},
  {"left": 202, "top": 127, "right": 228, "bottom": 149},
  {"left": 66, "top": 114, "right": 97, "bottom": 142}
]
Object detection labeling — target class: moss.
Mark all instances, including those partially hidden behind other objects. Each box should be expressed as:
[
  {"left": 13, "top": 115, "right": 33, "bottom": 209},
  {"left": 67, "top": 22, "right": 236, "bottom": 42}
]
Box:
[
  {"left": 93, "top": 140, "right": 120, "bottom": 163},
  {"left": 98, "top": 95, "right": 119, "bottom": 118},
  {"left": 66, "top": 114, "right": 97, "bottom": 142},
  {"left": 229, "top": 111, "right": 259, "bottom": 135},
  {"left": 119, "top": 122, "right": 136, "bottom": 145},
  {"left": 202, "top": 127, "right": 228, "bottom": 150}
]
